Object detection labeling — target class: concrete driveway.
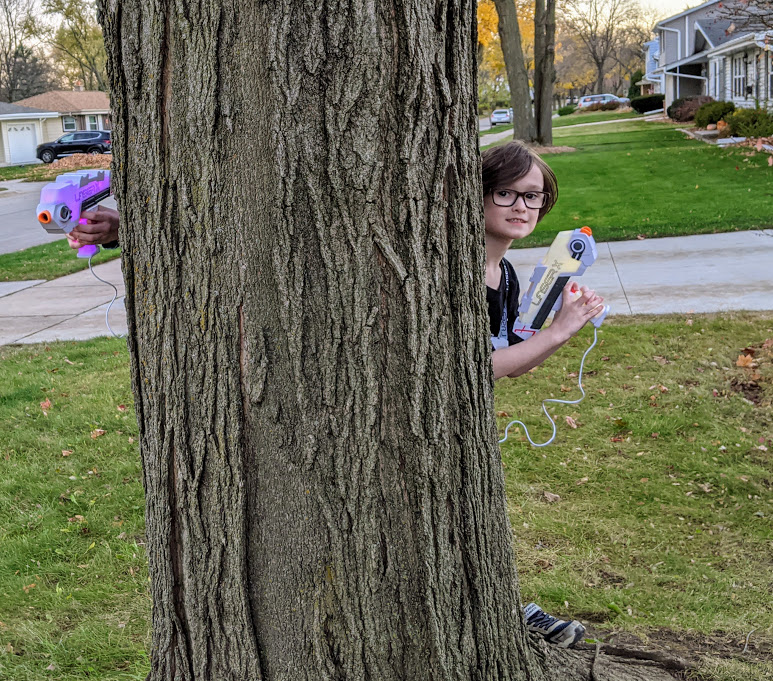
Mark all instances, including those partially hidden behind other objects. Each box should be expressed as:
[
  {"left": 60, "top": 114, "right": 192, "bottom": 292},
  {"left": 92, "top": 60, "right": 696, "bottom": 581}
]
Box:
[{"left": 0, "top": 178, "right": 117, "bottom": 255}]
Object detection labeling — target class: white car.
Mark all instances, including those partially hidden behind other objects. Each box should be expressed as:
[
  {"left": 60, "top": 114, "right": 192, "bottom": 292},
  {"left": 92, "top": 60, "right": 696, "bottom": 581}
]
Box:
[
  {"left": 577, "top": 94, "right": 623, "bottom": 108},
  {"left": 490, "top": 109, "right": 512, "bottom": 126}
]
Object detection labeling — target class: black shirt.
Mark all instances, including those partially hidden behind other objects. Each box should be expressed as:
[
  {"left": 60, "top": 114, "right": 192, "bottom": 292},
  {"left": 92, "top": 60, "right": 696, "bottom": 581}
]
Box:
[{"left": 486, "top": 258, "right": 522, "bottom": 349}]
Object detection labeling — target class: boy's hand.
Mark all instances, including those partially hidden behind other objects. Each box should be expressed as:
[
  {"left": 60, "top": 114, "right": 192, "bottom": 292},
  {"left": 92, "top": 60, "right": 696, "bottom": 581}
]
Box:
[
  {"left": 551, "top": 282, "right": 604, "bottom": 341},
  {"left": 67, "top": 205, "right": 120, "bottom": 248}
]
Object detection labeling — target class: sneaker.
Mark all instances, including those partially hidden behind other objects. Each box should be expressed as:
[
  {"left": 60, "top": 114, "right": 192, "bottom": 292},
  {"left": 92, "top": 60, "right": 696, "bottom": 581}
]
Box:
[{"left": 523, "top": 602, "right": 585, "bottom": 648}]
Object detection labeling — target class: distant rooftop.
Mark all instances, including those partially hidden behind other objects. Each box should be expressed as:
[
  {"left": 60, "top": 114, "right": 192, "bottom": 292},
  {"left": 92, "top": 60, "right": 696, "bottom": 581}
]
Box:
[{"left": 13, "top": 90, "right": 110, "bottom": 113}]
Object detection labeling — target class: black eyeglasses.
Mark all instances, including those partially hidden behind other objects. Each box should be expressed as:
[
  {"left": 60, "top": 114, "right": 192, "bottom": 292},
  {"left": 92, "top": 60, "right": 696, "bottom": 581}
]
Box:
[{"left": 491, "top": 188, "right": 549, "bottom": 209}]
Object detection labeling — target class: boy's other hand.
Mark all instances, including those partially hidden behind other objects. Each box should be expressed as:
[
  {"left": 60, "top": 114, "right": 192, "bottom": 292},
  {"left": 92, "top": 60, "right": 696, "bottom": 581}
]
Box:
[
  {"left": 68, "top": 205, "right": 120, "bottom": 247},
  {"left": 552, "top": 282, "right": 605, "bottom": 340}
]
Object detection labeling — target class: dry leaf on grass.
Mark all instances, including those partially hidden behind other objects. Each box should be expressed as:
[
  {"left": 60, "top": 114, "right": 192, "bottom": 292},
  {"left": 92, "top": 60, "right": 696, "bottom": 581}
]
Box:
[
  {"left": 91, "top": 429, "right": 107, "bottom": 439},
  {"left": 543, "top": 491, "right": 561, "bottom": 503},
  {"left": 565, "top": 416, "right": 578, "bottom": 429},
  {"left": 736, "top": 354, "right": 755, "bottom": 368},
  {"left": 40, "top": 398, "right": 51, "bottom": 414}
]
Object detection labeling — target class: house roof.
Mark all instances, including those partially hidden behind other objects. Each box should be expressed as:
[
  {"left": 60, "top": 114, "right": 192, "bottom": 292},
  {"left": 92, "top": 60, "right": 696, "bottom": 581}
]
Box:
[
  {"left": 708, "top": 30, "right": 773, "bottom": 56},
  {"left": 13, "top": 90, "right": 110, "bottom": 114},
  {"left": 698, "top": 18, "right": 736, "bottom": 47},
  {"left": 655, "top": 0, "right": 721, "bottom": 29},
  {"left": 0, "top": 101, "right": 59, "bottom": 119}
]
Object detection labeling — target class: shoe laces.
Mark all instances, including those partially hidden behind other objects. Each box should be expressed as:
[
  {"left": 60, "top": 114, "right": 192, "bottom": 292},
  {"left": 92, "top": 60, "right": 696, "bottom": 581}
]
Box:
[{"left": 528, "top": 609, "right": 561, "bottom": 629}]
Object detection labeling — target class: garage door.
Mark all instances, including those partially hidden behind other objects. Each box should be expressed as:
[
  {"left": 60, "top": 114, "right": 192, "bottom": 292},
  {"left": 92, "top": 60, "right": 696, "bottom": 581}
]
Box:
[{"left": 7, "top": 123, "right": 38, "bottom": 164}]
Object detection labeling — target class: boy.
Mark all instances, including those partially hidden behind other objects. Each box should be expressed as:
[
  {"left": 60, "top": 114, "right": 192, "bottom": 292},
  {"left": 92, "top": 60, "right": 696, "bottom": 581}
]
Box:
[{"left": 482, "top": 142, "right": 604, "bottom": 648}]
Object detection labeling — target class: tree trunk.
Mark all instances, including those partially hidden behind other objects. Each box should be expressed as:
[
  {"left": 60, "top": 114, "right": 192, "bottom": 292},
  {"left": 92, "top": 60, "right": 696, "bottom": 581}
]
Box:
[
  {"left": 97, "top": 1, "right": 689, "bottom": 679},
  {"left": 97, "top": 0, "right": 544, "bottom": 678},
  {"left": 534, "top": 0, "right": 556, "bottom": 144},
  {"left": 492, "top": 0, "right": 536, "bottom": 140}
]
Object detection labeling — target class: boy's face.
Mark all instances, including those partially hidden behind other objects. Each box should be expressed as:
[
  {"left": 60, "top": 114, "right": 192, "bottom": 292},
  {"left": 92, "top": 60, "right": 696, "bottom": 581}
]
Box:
[{"left": 483, "top": 164, "right": 544, "bottom": 243}]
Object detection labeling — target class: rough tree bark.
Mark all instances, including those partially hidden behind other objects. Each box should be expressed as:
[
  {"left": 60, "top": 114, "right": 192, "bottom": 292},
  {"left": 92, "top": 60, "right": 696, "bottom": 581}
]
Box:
[
  {"left": 533, "top": 0, "right": 556, "bottom": 145},
  {"left": 492, "top": 0, "right": 536, "bottom": 140},
  {"left": 98, "top": 1, "right": 685, "bottom": 679}
]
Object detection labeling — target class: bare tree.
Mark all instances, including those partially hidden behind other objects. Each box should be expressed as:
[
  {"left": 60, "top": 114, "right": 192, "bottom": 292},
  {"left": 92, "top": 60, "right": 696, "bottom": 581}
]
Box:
[
  {"left": 0, "top": 0, "right": 37, "bottom": 100},
  {"left": 713, "top": 0, "right": 773, "bottom": 31},
  {"left": 493, "top": 0, "right": 536, "bottom": 139},
  {"left": 561, "top": 0, "right": 641, "bottom": 94}
]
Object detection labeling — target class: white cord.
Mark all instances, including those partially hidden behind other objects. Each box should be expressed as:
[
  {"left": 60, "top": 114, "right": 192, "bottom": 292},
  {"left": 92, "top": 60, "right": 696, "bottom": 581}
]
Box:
[
  {"left": 499, "top": 326, "right": 599, "bottom": 447},
  {"left": 88, "top": 253, "right": 125, "bottom": 339}
]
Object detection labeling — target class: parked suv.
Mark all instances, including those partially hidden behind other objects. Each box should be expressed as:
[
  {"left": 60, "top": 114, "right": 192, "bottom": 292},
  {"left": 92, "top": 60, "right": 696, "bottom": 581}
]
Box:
[{"left": 36, "top": 131, "right": 112, "bottom": 163}]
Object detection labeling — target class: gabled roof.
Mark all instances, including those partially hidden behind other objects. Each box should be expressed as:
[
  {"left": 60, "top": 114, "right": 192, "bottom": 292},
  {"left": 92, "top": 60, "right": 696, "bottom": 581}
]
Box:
[
  {"left": 698, "top": 17, "right": 736, "bottom": 47},
  {"left": 655, "top": 0, "right": 721, "bottom": 29},
  {"left": 13, "top": 90, "right": 110, "bottom": 114},
  {"left": 0, "top": 101, "right": 59, "bottom": 118}
]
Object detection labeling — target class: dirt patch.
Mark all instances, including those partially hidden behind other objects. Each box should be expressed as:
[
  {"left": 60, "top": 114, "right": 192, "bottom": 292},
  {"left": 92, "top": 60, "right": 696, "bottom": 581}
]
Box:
[
  {"left": 729, "top": 377, "right": 763, "bottom": 404},
  {"left": 527, "top": 144, "right": 576, "bottom": 154},
  {"left": 580, "top": 625, "right": 773, "bottom": 666}
]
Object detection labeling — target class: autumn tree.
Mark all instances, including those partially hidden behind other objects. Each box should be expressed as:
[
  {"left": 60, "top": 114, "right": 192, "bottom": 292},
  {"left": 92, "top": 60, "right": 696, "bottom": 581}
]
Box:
[
  {"left": 712, "top": 0, "right": 773, "bottom": 31},
  {"left": 36, "top": 0, "right": 107, "bottom": 90},
  {"left": 97, "top": 0, "right": 686, "bottom": 678}
]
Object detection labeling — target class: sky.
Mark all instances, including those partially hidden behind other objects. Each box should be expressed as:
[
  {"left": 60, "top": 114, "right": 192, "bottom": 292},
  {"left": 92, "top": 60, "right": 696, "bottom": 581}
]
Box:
[{"left": 644, "top": 0, "right": 705, "bottom": 21}]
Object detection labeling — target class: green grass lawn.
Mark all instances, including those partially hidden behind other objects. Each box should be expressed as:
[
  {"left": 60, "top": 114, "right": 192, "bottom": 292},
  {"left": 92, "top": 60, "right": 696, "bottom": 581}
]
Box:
[
  {"left": 1, "top": 314, "right": 772, "bottom": 679},
  {"left": 553, "top": 110, "right": 644, "bottom": 128},
  {"left": 495, "top": 120, "right": 773, "bottom": 247},
  {"left": 0, "top": 241, "right": 120, "bottom": 282}
]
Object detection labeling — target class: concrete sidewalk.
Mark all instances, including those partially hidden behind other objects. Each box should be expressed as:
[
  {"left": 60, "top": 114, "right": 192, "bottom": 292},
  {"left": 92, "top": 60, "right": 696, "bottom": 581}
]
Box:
[{"left": 1, "top": 230, "right": 772, "bottom": 346}]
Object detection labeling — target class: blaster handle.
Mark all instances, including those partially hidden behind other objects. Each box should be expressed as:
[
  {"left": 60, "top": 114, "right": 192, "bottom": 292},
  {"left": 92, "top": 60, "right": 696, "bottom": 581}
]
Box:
[{"left": 77, "top": 244, "right": 99, "bottom": 259}]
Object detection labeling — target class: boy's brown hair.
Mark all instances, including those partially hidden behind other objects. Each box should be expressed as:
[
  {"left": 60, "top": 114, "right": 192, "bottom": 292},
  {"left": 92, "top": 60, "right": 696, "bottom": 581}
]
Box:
[{"left": 481, "top": 141, "right": 558, "bottom": 222}]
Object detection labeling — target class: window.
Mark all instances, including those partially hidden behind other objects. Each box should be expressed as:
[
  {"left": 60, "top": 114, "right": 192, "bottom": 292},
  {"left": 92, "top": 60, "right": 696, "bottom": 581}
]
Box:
[
  {"left": 733, "top": 54, "right": 746, "bottom": 98},
  {"left": 62, "top": 116, "right": 76, "bottom": 131},
  {"left": 87, "top": 115, "right": 98, "bottom": 130}
]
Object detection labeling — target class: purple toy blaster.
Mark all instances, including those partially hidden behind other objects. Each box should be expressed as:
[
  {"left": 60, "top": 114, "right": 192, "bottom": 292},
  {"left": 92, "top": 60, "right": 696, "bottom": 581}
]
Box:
[{"left": 37, "top": 169, "right": 112, "bottom": 258}]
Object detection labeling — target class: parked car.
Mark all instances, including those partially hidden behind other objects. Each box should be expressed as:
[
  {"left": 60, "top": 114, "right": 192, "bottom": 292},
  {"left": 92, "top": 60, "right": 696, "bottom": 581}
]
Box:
[
  {"left": 577, "top": 94, "right": 625, "bottom": 108},
  {"left": 36, "top": 131, "right": 112, "bottom": 164},
  {"left": 490, "top": 109, "right": 512, "bottom": 126}
]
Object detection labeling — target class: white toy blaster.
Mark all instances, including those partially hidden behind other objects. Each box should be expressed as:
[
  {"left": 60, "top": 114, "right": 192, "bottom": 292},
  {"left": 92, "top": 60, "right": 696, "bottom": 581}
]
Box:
[
  {"left": 37, "top": 169, "right": 112, "bottom": 258},
  {"left": 513, "top": 226, "right": 610, "bottom": 340}
]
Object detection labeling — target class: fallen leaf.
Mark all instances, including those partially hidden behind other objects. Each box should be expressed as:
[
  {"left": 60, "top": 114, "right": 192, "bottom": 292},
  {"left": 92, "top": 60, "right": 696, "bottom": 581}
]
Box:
[
  {"left": 560, "top": 384, "right": 572, "bottom": 393},
  {"left": 636, "top": 235, "right": 646, "bottom": 240},
  {"left": 543, "top": 491, "right": 561, "bottom": 503},
  {"left": 40, "top": 398, "right": 52, "bottom": 414},
  {"left": 697, "top": 483, "right": 712, "bottom": 493},
  {"left": 22, "top": 583, "right": 36, "bottom": 593},
  {"left": 91, "top": 429, "right": 107, "bottom": 439},
  {"left": 47, "top": 664, "right": 56, "bottom": 671},
  {"left": 685, "top": 319, "right": 693, "bottom": 326},
  {"left": 610, "top": 436, "right": 624, "bottom": 442},
  {"left": 576, "top": 477, "right": 589, "bottom": 485},
  {"left": 736, "top": 354, "right": 755, "bottom": 367},
  {"left": 640, "top": 477, "right": 649, "bottom": 483},
  {"left": 565, "top": 416, "right": 578, "bottom": 429},
  {"left": 117, "top": 404, "right": 127, "bottom": 412},
  {"left": 651, "top": 432, "right": 660, "bottom": 439},
  {"left": 768, "top": 156, "right": 773, "bottom": 167},
  {"left": 61, "top": 450, "right": 72, "bottom": 457}
]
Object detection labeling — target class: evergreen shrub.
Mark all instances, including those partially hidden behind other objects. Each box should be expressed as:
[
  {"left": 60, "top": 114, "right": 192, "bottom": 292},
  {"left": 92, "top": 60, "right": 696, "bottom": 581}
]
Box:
[
  {"left": 630, "top": 94, "right": 664, "bottom": 114},
  {"left": 694, "top": 101, "right": 736, "bottom": 128},
  {"left": 727, "top": 108, "right": 773, "bottom": 137}
]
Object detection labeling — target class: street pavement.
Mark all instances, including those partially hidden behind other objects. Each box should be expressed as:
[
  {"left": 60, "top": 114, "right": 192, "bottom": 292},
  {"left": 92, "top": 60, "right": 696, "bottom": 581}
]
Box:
[{"left": 1, "top": 230, "right": 772, "bottom": 346}]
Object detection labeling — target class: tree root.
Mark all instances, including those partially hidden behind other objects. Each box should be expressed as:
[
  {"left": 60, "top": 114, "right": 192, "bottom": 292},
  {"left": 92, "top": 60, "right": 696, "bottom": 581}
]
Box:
[{"left": 532, "top": 635, "right": 692, "bottom": 681}]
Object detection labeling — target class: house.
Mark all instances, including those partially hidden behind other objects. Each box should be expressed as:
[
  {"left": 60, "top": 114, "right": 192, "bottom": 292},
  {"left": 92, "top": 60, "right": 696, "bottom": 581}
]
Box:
[
  {"left": 637, "top": 39, "right": 664, "bottom": 95},
  {"left": 0, "top": 102, "right": 60, "bottom": 166},
  {"left": 13, "top": 90, "right": 111, "bottom": 141},
  {"left": 653, "top": 0, "right": 773, "bottom": 109}
]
